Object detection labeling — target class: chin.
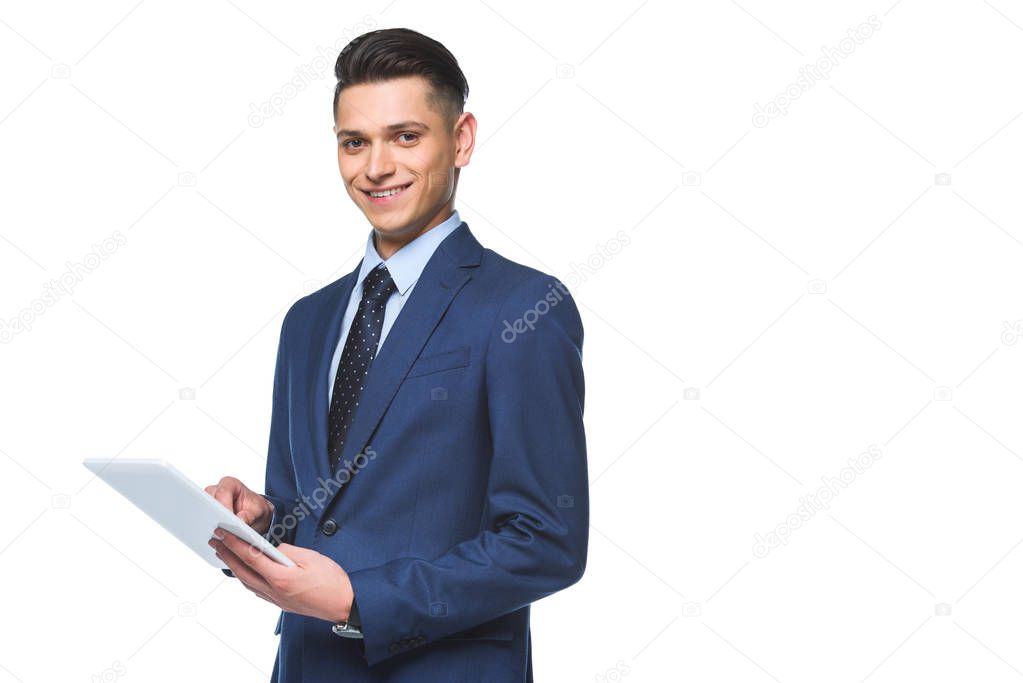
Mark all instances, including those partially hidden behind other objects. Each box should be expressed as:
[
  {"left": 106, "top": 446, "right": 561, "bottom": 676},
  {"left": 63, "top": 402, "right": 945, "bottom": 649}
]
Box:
[{"left": 369, "top": 217, "right": 411, "bottom": 234}]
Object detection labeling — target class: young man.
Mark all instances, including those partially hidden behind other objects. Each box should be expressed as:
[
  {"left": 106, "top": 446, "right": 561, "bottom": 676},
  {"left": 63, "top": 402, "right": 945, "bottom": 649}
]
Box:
[{"left": 206, "top": 27, "right": 588, "bottom": 682}]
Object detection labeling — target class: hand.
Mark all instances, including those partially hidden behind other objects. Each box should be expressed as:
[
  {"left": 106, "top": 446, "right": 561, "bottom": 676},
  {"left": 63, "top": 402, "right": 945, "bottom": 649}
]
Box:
[
  {"left": 209, "top": 531, "right": 354, "bottom": 624},
  {"left": 204, "top": 476, "right": 275, "bottom": 535}
]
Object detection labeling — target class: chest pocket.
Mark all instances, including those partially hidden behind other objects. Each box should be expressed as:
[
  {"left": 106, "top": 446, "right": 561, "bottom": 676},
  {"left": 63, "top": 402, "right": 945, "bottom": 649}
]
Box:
[{"left": 406, "top": 346, "right": 471, "bottom": 378}]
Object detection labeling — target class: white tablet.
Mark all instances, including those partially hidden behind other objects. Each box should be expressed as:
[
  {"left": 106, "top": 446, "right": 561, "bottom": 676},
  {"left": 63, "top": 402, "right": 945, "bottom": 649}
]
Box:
[{"left": 82, "top": 458, "right": 295, "bottom": 569}]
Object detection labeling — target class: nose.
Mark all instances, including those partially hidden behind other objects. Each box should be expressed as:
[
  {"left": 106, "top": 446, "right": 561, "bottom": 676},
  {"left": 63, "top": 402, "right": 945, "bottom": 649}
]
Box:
[{"left": 365, "top": 143, "right": 395, "bottom": 183}]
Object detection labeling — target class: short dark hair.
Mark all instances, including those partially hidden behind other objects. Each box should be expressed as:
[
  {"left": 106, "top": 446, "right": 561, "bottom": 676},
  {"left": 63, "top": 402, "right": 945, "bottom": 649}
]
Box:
[{"left": 333, "top": 28, "right": 469, "bottom": 128}]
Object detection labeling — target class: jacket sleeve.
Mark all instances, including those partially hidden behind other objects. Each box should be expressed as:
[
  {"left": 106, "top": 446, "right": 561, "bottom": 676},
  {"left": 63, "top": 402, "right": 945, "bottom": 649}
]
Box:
[
  {"left": 263, "top": 307, "right": 300, "bottom": 547},
  {"left": 346, "top": 274, "right": 589, "bottom": 666},
  {"left": 221, "top": 307, "right": 299, "bottom": 578}
]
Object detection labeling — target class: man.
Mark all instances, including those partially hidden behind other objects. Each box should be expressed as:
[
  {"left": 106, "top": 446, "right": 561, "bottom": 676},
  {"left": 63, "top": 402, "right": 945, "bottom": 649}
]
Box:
[{"left": 205, "top": 27, "right": 588, "bottom": 682}]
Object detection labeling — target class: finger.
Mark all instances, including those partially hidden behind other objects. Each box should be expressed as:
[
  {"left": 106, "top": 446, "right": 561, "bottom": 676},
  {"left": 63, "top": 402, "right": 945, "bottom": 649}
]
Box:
[
  {"left": 217, "top": 530, "right": 287, "bottom": 581},
  {"left": 214, "top": 545, "right": 273, "bottom": 596},
  {"left": 247, "top": 587, "right": 276, "bottom": 604},
  {"left": 213, "top": 480, "right": 237, "bottom": 513},
  {"left": 212, "top": 540, "right": 273, "bottom": 594},
  {"left": 236, "top": 508, "right": 255, "bottom": 525},
  {"left": 273, "top": 543, "right": 309, "bottom": 566},
  {"left": 234, "top": 574, "right": 274, "bottom": 602},
  {"left": 205, "top": 482, "right": 229, "bottom": 509}
]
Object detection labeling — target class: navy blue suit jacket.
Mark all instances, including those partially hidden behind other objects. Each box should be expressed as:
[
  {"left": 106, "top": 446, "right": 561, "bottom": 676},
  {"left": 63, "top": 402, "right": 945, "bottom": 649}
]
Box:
[{"left": 260, "top": 220, "right": 588, "bottom": 681}]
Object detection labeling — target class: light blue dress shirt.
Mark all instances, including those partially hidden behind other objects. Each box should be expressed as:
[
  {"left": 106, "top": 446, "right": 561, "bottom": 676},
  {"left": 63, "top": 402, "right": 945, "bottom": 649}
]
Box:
[{"left": 328, "top": 209, "right": 463, "bottom": 405}]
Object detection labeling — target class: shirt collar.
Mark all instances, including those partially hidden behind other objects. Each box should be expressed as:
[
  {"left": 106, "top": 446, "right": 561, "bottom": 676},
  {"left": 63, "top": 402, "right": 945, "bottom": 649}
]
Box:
[{"left": 356, "top": 209, "right": 462, "bottom": 297}]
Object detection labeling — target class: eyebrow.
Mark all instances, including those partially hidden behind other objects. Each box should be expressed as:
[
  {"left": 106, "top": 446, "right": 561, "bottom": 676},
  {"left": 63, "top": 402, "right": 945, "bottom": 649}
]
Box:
[{"left": 336, "top": 120, "right": 430, "bottom": 138}]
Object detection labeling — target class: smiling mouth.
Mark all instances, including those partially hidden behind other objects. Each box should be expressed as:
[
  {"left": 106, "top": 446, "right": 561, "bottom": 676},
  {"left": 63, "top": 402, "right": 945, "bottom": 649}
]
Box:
[{"left": 362, "top": 183, "right": 412, "bottom": 199}]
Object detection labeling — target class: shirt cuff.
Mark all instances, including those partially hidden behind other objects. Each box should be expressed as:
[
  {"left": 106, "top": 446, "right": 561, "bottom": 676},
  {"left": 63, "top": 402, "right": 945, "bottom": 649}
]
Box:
[
  {"left": 347, "top": 596, "right": 361, "bottom": 628},
  {"left": 261, "top": 496, "right": 280, "bottom": 545}
]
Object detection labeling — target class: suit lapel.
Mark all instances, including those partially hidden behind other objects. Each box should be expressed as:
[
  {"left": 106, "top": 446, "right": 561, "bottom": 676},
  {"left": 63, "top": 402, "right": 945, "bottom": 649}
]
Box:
[{"left": 306, "top": 221, "right": 483, "bottom": 511}]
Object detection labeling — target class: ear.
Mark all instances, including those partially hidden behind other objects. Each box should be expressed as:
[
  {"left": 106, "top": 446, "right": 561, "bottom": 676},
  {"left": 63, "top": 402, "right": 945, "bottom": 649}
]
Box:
[{"left": 453, "top": 112, "right": 477, "bottom": 169}]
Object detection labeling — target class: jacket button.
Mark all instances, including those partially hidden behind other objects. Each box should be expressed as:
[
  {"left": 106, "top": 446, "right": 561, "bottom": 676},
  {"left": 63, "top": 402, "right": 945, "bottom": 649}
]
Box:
[
  {"left": 321, "top": 519, "right": 338, "bottom": 536},
  {"left": 388, "top": 643, "right": 399, "bottom": 653}
]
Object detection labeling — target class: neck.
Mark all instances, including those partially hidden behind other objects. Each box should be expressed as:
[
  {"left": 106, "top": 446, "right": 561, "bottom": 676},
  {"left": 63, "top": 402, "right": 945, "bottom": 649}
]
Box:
[{"left": 372, "top": 203, "right": 455, "bottom": 260}]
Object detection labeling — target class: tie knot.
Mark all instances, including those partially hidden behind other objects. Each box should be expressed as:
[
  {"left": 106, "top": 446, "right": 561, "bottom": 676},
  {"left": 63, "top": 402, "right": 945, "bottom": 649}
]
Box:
[{"left": 362, "top": 264, "right": 396, "bottom": 300}]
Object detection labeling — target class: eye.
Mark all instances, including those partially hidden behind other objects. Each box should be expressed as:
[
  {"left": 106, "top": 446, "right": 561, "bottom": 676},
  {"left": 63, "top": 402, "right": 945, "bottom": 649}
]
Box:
[
  {"left": 398, "top": 132, "right": 418, "bottom": 143},
  {"left": 341, "top": 138, "right": 363, "bottom": 151}
]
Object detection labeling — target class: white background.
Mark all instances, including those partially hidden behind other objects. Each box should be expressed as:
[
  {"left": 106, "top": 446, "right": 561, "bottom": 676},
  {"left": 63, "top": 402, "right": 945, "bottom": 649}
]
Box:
[{"left": 2, "top": 1, "right": 1023, "bottom": 681}]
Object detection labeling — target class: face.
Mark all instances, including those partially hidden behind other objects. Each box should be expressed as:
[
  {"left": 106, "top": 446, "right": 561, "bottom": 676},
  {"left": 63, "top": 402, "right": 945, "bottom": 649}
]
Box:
[{"left": 333, "top": 76, "right": 475, "bottom": 253}]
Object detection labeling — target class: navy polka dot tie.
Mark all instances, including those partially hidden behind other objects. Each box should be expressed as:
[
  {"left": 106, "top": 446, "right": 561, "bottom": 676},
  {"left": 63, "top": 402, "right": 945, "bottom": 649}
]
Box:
[{"left": 328, "top": 264, "right": 396, "bottom": 473}]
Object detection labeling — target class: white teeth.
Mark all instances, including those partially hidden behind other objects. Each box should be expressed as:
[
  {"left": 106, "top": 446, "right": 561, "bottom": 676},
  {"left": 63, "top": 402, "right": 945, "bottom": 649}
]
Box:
[{"left": 369, "top": 184, "right": 408, "bottom": 198}]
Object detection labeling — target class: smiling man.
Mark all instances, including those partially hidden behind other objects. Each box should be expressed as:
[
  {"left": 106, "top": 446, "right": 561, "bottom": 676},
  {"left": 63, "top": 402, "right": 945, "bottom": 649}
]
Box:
[{"left": 206, "top": 27, "right": 588, "bottom": 682}]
